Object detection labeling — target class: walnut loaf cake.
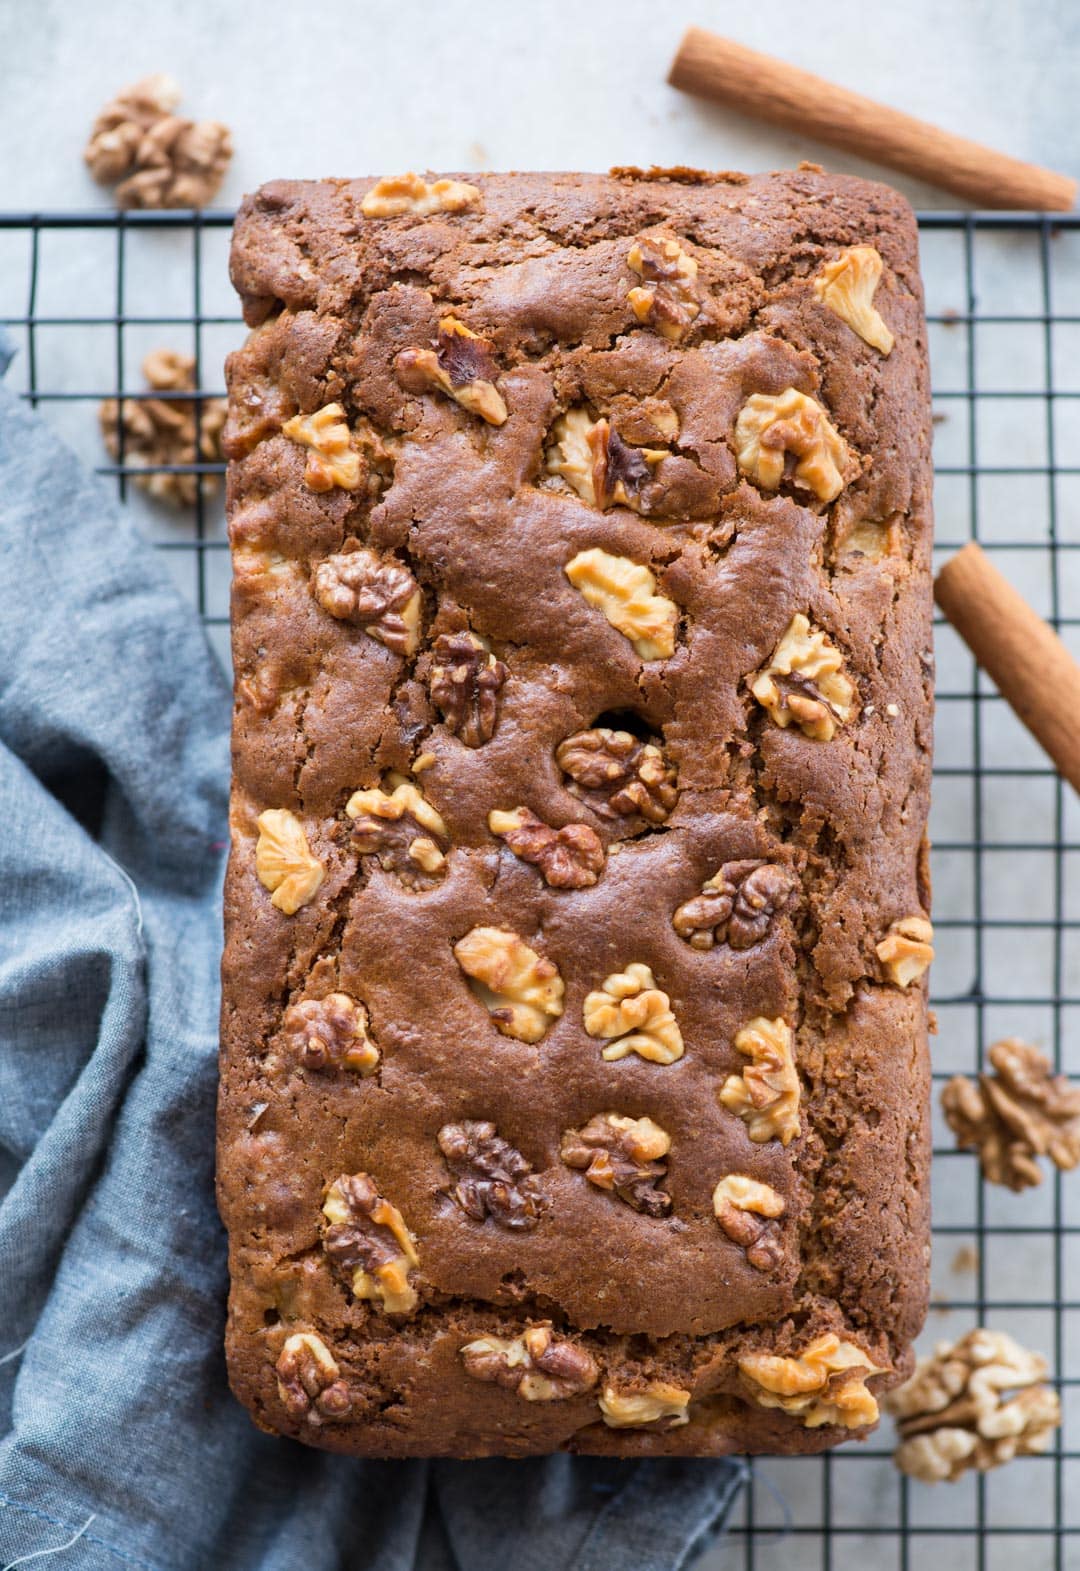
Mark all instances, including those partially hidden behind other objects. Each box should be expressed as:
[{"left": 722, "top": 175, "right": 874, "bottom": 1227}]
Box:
[{"left": 219, "top": 167, "right": 934, "bottom": 1458}]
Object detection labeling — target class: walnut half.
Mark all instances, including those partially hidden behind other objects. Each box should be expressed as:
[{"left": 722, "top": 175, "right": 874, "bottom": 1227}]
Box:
[
  {"left": 555, "top": 727, "right": 678, "bottom": 829},
  {"left": 565, "top": 548, "right": 677, "bottom": 661},
  {"left": 461, "top": 1324, "right": 598, "bottom": 1401},
  {"left": 813, "top": 246, "right": 895, "bottom": 355},
  {"left": 876, "top": 915, "right": 934, "bottom": 987},
  {"left": 311, "top": 549, "right": 421, "bottom": 656},
  {"left": 749, "top": 614, "right": 857, "bottom": 742},
  {"left": 734, "top": 388, "right": 852, "bottom": 503},
  {"left": 713, "top": 1175, "right": 785, "bottom": 1270},
  {"left": 322, "top": 1174, "right": 419, "bottom": 1316},
  {"left": 453, "top": 927, "right": 565, "bottom": 1043},
  {"left": 598, "top": 1381, "right": 691, "bottom": 1429},
  {"left": 673, "top": 860, "right": 798, "bottom": 951},
  {"left": 583, "top": 963, "right": 684, "bottom": 1065},
  {"left": 488, "top": 807, "right": 605, "bottom": 889},
  {"left": 283, "top": 993, "right": 379, "bottom": 1074},
  {"left": 942, "top": 1038, "right": 1080, "bottom": 1192},
  {"left": 429, "top": 632, "right": 508, "bottom": 747},
  {"left": 275, "top": 1331, "right": 352, "bottom": 1425},
  {"left": 282, "top": 404, "right": 363, "bottom": 490},
  {"left": 719, "top": 1017, "right": 800, "bottom": 1146},
  {"left": 626, "top": 234, "right": 702, "bottom": 341},
  {"left": 396, "top": 318, "right": 507, "bottom": 425},
  {"left": 361, "top": 172, "right": 482, "bottom": 217},
  {"left": 561, "top": 1113, "right": 672, "bottom": 1217},
  {"left": 739, "top": 1334, "right": 885, "bottom": 1429},
  {"left": 546, "top": 408, "right": 668, "bottom": 513},
  {"left": 346, "top": 778, "right": 448, "bottom": 886},
  {"left": 437, "top": 1120, "right": 543, "bottom": 1230},
  {"left": 255, "top": 809, "right": 324, "bottom": 914},
  {"left": 84, "top": 75, "right": 232, "bottom": 209}
]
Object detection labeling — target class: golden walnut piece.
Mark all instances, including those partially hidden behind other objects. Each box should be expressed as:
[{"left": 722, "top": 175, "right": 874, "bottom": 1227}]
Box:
[
  {"left": 942, "top": 1038, "right": 1080, "bottom": 1192},
  {"left": 876, "top": 915, "right": 935, "bottom": 987},
  {"left": 599, "top": 1381, "right": 691, "bottom": 1429},
  {"left": 488, "top": 807, "right": 604, "bottom": 890},
  {"left": 749, "top": 614, "right": 857, "bottom": 742},
  {"left": 712, "top": 1175, "right": 786, "bottom": 1271},
  {"left": 311, "top": 549, "right": 421, "bottom": 656},
  {"left": 396, "top": 318, "right": 508, "bottom": 425},
  {"left": 460, "top": 1324, "right": 598, "bottom": 1401},
  {"left": 453, "top": 927, "right": 565, "bottom": 1043},
  {"left": 347, "top": 778, "right": 449, "bottom": 886},
  {"left": 100, "top": 348, "right": 226, "bottom": 508},
  {"left": 274, "top": 1331, "right": 351, "bottom": 1426},
  {"left": 560, "top": 1113, "right": 672, "bottom": 1217},
  {"left": 322, "top": 1174, "right": 420, "bottom": 1315},
  {"left": 813, "top": 246, "right": 895, "bottom": 355},
  {"left": 739, "top": 1334, "right": 885, "bottom": 1429},
  {"left": 884, "top": 1328, "right": 1062, "bottom": 1483},
  {"left": 564, "top": 548, "right": 677, "bottom": 661},
  {"left": 84, "top": 74, "right": 232, "bottom": 209},
  {"left": 673, "top": 859, "right": 798, "bottom": 952},
  {"left": 282, "top": 404, "right": 363, "bottom": 490},
  {"left": 719, "top": 1017, "right": 800, "bottom": 1146},
  {"left": 734, "top": 387, "right": 853, "bottom": 503},
  {"left": 582, "top": 963, "right": 684, "bottom": 1065},
  {"left": 626, "top": 234, "right": 702, "bottom": 341},
  {"left": 361, "top": 172, "right": 482, "bottom": 217},
  {"left": 283, "top": 993, "right": 379, "bottom": 1074},
  {"left": 255, "top": 809, "right": 324, "bottom": 914},
  {"left": 546, "top": 408, "right": 668, "bottom": 513}
]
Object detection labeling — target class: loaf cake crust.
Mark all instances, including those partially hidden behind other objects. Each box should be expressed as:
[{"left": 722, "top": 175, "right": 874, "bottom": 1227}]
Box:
[{"left": 219, "top": 167, "right": 934, "bottom": 1458}]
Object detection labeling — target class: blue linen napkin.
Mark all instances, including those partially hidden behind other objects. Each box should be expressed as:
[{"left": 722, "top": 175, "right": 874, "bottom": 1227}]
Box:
[{"left": 0, "top": 332, "right": 746, "bottom": 1571}]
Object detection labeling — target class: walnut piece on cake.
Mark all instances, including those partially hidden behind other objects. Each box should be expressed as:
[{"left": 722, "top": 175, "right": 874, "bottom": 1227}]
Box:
[
  {"left": 734, "top": 388, "right": 853, "bottom": 503},
  {"left": 556, "top": 726, "right": 678, "bottom": 829},
  {"left": 428, "top": 631, "right": 508, "bottom": 746},
  {"left": 546, "top": 409, "right": 668, "bottom": 513},
  {"left": 488, "top": 806, "right": 604, "bottom": 889},
  {"left": 437, "top": 1120, "right": 543, "bottom": 1230},
  {"left": 346, "top": 777, "right": 448, "bottom": 887},
  {"left": 282, "top": 993, "right": 379, "bottom": 1074},
  {"left": 311, "top": 550, "right": 422, "bottom": 656},
  {"left": 461, "top": 1324, "right": 599, "bottom": 1401},
  {"left": 564, "top": 549, "right": 677, "bottom": 660},
  {"left": 560, "top": 1113, "right": 672, "bottom": 1217},
  {"left": 453, "top": 927, "right": 565, "bottom": 1043},
  {"left": 942, "top": 1038, "right": 1080, "bottom": 1191},
  {"left": 361, "top": 172, "right": 482, "bottom": 217},
  {"left": 396, "top": 318, "right": 507, "bottom": 424},
  {"left": 719, "top": 1018, "right": 800, "bottom": 1146},
  {"left": 275, "top": 1331, "right": 352, "bottom": 1425},
  {"left": 322, "top": 1174, "right": 420, "bottom": 1315},
  {"left": 749, "top": 614, "right": 857, "bottom": 741},
  {"left": 876, "top": 915, "right": 935, "bottom": 987},
  {"left": 582, "top": 963, "right": 684, "bottom": 1065},
  {"left": 626, "top": 233, "right": 702, "bottom": 341},
  {"left": 599, "top": 1381, "right": 691, "bottom": 1429},
  {"left": 712, "top": 1175, "right": 786, "bottom": 1270},
  {"left": 739, "top": 1334, "right": 884, "bottom": 1429},
  {"left": 673, "top": 860, "right": 798, "bottom": 951},
  {"left": 254, "top": 809, "right": 324, "bottom": 914},
  {"left": 813, "top": 246, "right": 895, "bottom": 355}
]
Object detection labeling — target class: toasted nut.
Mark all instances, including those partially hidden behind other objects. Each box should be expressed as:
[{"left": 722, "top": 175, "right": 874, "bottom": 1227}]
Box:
[
  {"left": 282, "top": 403, "right": 362, "bottom": 490},
  {"left": 885, "top": 1328, "right": 1061, "bottom": 1482},
  {"left": 565, "top": 548, "right": 677, "bottom": 661},
  {"left": 438, "top": 1121, "right": 543, "bottom": 1230},
  {"left": 346, "top": 777, "right": 448, "bottom": 887},
  {"left": 626, "top": 233, "right": 702, "bottom": 341},
  {"left": 734, "top": 388, "right": 852, "bottom": 503},
  {"left": 461, "top": 1324, "right": 599, "bottom": 1401},
  {"left": 561, "top": 1113, "right": 672, "bottom": 1217},
  {"left": 275, "top": 1331, "right": 352, "bottom": 1425},
  {"left": 283, "top": 993, "right": 379, "bottom": 1074},
  {"left": 396, "top": 318, "right": 507, "bottom": 425},
  {"left": 322, "top": 1173, "right": 419, "bottom": 1315},
  {"left": 599, "top": 1381, "right": 691, "bottom": 1429},
  {"left": 749, "top": 614, "right": 857, "bottom": 742},
  {"left": 712, "top": 1175, "right": 785, "bottom": 1270},
  {"left": 429, "top": 631, "right": 508, "bottom": 747},
  {"left": 739, "top": 1334, "right": 884, "bottom": 1429},
  {"left": 84, "top": 75, "right": 231, "bottom": 209},
  {"left": 673, "top": 860, "right": 798, "bottom": 951},
  {"left": 719, "top": 1018, "right": 800, "bottom": 1146},
  {"left": 942, "top": 1038, "right": 1080, "bottom": 1192},
  {"left": 876, "top": 915, "right": 934, "bottom": 987},
  {"left": 99, "top": 347, "right": 226, "bottom": 508},
  {"left": 255, "top": 809, "right": 324, "bottom": 914},
  {"left": 311, "top": 549, "right": 421, "bottom": 656},
  {"left": 361, "top": 172, "right": 482, "bottom": 217},
  {"left": 546, "top": 408, "right": 667, "bottom": 512},
  {"left": 488, "top": 806, "right": 604, "bottom": 889},
  {"left": 813, "top": 246, "right": 894, "bottom": 355},
  {"left": 453, "top": 927, "right": 565, "bottom": 1043},
  {"left": 583, "top": 963, "right": 683, "bottom": 1065},
  {"left": 556, "top": 727, "right": 678, "bottom": 828}
]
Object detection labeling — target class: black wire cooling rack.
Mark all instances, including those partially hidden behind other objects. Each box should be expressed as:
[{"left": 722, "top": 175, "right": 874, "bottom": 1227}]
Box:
[{"left": 1, "top": 209, "right": 1078, "bottom": 1571}]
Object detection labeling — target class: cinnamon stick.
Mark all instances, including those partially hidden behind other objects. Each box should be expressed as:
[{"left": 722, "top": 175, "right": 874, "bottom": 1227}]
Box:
[
  {"left": 669, "top": 29, "right": 1077, "bottom": 213},
  {"left": 934, "top": 543, "right": 1080, "bottom": 793}
]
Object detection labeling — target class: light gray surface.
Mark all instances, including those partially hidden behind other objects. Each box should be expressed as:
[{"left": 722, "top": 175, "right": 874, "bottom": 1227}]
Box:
[{"left": 2, "top": 4, "right": 1080, "bottom": 1568}]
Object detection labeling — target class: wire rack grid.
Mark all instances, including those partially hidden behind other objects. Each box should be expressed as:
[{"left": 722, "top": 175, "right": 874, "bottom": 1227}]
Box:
[{"left": 1, "top": 208, "right": 1079, "bottom": 1571}]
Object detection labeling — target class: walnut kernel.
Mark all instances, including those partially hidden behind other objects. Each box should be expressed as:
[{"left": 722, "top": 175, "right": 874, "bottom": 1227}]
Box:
[
  {"left": 582, "top": 963, "right": 684, "bottom": 1065},
  {"left": 438, "top": 1121, "right": 543, "bottom": 1230},
  {"left": 749, "top": 614, "right": 857, "bottom": 742},
  {"left": 598, "top": 1381, "right": 691, "bottom": 1429},
  {"left": 311, "top": 549, "right": 421, "bottom": 656},
  {"left": 283, "top": 993, "right": 379, "bottom": 1074},
  {"left": 942, "top": 1038, "right": 1080, "bottom": 1192},
  {"left": 429, "top": 631, "right": 507, "bottom": 746},
  {"left": 395, "top": 318, "right": 507, "bottom": 425},
  {"left": 84, "top": 75, "right": 232, "bottom": 209},
  {"left": 322, "top": 1174, "right": 420, "bottom": 1315},
  {"left": 626, "top": 234, "right": 702, "bottom": 341},
  {"left": 488, "top": 807, "right": 604, "bottom": 889},
  {"left": 556, "top": 727, "right": 678, "bottom": 828},
  {"left": 461, "top": 1324, "right": 599, "bottom": 1401},
  {"left": 564, "top": 548, "right": 677, "bottom": 661},
  {"left": 734, "top": 388, "right": 852, "bottom": 503},
  {"left": 719, "top": 1017, "right": 800, "bottom": 1146},
  {"left": 282, "top": 403, "right": 363, "bottom": 490},
  {"left": 712, "top": 1175, "right": 785, "bottom": 1270},
  {"left": 739, "top": 1334, "right": 883, "bottom": 1429},
  {"left": 673, "top": 860, "right": 798, "bottom": 951},
  {"left": 346, "top": 778, "right": 448, "bottom": 885},
  {"left": 560, "top": 1113, "right": 672, "bottom": 1217},
  {"left": 255, "top": 809, "right": 324, "bottom": 914},
  {"left": 275, "top": 1331, "right": 351, "bottom": 1425},
  {"left": 99, "top": 347, "right": 226, "bottom": 507},
  {"left": 546, "top": 408, "right": 667, "bottom": 512},
  {"left": 453, "top": 927, "right": 565, "bottom": 1043},
  {"left": 876, "top": 915, "right": 934, "bottom": 987},
  {"left": 813, "top": 246, "right": 895, "bottom": 355},
  {"left": 361, "top": 173, "right": 482, "bottom": 217}
]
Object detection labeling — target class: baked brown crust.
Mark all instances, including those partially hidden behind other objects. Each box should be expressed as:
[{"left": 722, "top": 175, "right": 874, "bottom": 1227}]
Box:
[{"left": 219, "top": 168, "right": 933, "bottom": 1458}]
